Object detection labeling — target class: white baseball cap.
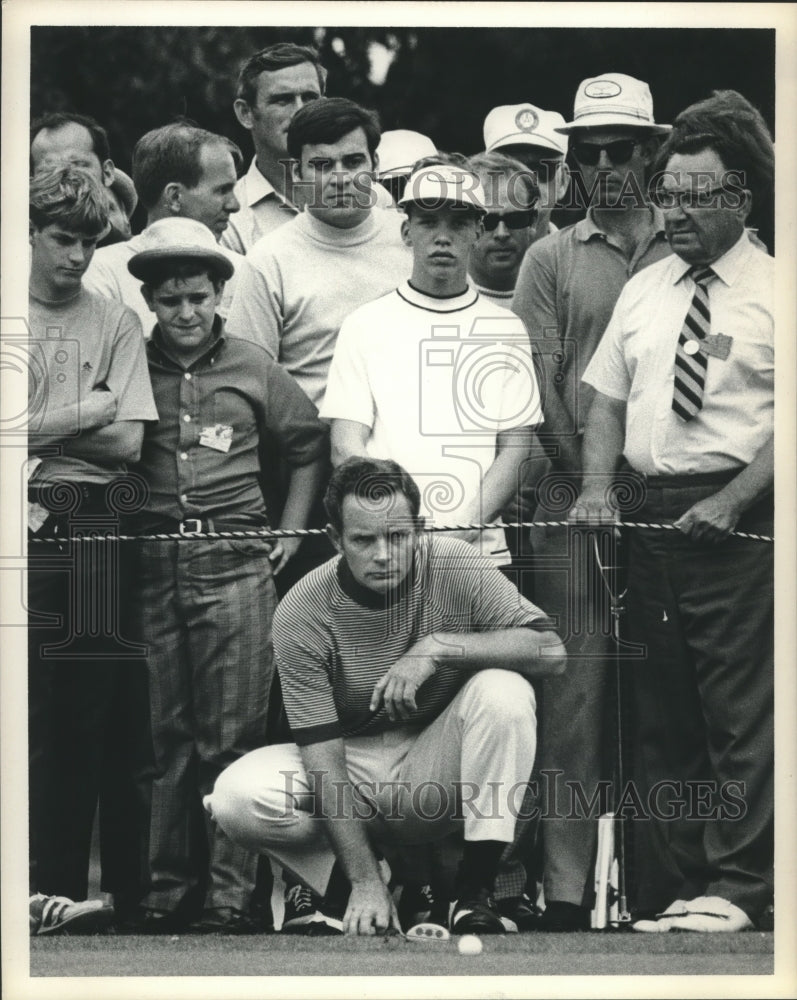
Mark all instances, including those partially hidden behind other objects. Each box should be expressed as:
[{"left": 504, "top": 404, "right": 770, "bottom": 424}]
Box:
[
  {"left": 483, "top": 104, "right": 568, "bottom": 156},
  {"left": 128, "top": 218, "right": 234, "bottom": 282},
  {"left": 398, "top": 164, "right": 487, "bottom": 213},
  {"left": 376, "top": 130, "right": 437, "bottom": 178},
  {"left": 557, "top": 73, "right": 671, "bottom": 134}
]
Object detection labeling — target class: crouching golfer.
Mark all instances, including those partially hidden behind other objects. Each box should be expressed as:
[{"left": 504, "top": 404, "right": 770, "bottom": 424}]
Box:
[{"left": 205, "top": 457, "right": 565, "bottom": 936}]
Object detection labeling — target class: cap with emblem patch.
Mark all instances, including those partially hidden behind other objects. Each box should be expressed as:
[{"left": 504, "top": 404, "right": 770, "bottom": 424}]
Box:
[
  {"left": 483, "top": 104, "right": 568, "bottom": 156},
  {"left": 398, "top": 164, "right": 487, "bottom": 213}
]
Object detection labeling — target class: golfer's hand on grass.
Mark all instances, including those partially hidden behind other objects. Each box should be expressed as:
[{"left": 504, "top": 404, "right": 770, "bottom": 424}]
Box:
[
  {"left": 370, "top": 646, "right": 437, "bottom": 721},
  {"left": 343, "top": 879, "right": 402, "bottom": 936}
]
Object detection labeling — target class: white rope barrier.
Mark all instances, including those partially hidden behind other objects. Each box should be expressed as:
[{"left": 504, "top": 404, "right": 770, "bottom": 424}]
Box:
[{"left": 27, "top": 520, "right": 774, "bottom": 544}]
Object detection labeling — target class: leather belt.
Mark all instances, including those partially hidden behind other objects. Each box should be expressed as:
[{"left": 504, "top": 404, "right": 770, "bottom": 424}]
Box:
[{"left": 137, "top": 516, "right": 270, "bottom": 536}]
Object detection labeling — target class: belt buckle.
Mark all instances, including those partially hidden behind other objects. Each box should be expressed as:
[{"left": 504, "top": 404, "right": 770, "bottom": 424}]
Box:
[{"left": 179, "top": 518, "right": 203, "bottom": 536}]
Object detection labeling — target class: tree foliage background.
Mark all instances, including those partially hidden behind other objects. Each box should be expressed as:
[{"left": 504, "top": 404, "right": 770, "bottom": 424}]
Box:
[{"left": 30, "top": 25, "right": 776, "bottom": 245}]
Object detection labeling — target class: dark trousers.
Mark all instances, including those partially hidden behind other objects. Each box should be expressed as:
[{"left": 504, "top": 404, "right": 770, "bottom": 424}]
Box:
[
  {"left": 625, "top": 475, "right": 774, "bottom": 922},
  {"left": 28, "top": 480, "right": 152, "bottom": 903},
  {"left": 133, "top": 536, "right": 277, "bottom": 915}
]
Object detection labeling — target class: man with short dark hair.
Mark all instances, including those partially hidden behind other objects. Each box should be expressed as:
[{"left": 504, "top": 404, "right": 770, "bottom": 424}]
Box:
[
  {"left": 572, "top": 89, "right": 774, "bottom": 934},
  {"left": 226, "top": 97, "right": 411, "bottom": 594},
  {"left": 222, "top": 42, "right": 326, "bottom": 253},
  {"left": 205, "top": 456, "right": 566, "bottom": 936},
  {"left": 227, "top": 97, "right": 410, "bottom": 408},
  {"left": 85, "top": 123, "right": 244, "bottom": 333}
]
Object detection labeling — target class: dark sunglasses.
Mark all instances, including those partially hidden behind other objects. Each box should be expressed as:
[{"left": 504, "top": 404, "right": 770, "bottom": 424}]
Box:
[
  {"left": 482, "top": 209, "right": 537, "bottom": 232},
  {"left": 571, "top": 139, "right": 639, "bottom": 166}
]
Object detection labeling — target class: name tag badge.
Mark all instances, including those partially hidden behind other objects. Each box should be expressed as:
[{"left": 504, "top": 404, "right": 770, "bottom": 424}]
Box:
[
  {"left": 701, "top": 333, "right": 733, "bottom": 361},
  {"left": 199, "top": 424, "right": 233, "bottom": 453}
]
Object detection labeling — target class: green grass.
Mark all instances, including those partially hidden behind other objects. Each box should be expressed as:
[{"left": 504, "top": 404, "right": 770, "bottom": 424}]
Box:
[{"left": 30, "top": 931, "right": 774, "bottom": 978}]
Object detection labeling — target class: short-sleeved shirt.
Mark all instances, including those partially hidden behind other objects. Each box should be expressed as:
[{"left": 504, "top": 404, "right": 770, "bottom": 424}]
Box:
[
  {"left": 582, "top": 233, "right": 774, "bottom": 475},
  {"left": 28, "top": 286, "right": 158, "bottom": 485},
  {"left": 511, "top": 207, "right": 671, "bottom": 438},
  {"left": 275, "top": 533, "right": 555, "bottom": 746},
  {"left": 220, "top": 158, "right": 298, "bottom": 255},
  {"left": 137, "top": 318, "right": 327, "bottom": 520},
  {"left": 225, "top": 209, "right": 413, "bottom": 407},
  {"left": 320, "top": 281, "right": 542, "bottom": 564},
  {"left": 84, "top": 230, "right": 244, "bottom": 337}
]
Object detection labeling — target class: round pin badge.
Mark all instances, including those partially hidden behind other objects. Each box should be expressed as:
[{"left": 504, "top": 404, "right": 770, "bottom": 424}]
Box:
[
  {"left": 515, "top": 108, "right": 539, "bottom": 132},
  {"left": 684, "top": 340, "right": 700, "bottom": 356}
]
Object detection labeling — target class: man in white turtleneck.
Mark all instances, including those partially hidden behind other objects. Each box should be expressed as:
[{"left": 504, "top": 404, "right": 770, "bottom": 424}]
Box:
[{"left": 225, "top": 97, "right": 412, "bottom": 410}]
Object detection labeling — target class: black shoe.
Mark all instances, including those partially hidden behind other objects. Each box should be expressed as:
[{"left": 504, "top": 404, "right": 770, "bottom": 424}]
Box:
[
  {"left": 538, "top": 900, "right": 590, "bottom": 932},
  {"left": 450, "top": 888, "right": 506, "bottom": 935},
  {"left": 398, "top": 883, "right": 435, "bottom": 931},
  {"left": 497, "top": 893, "right": 543, "bottom": 932},
  {"left": 189, "top": 907, "right": 268, "bottom": 935},
  {"left": 119, "top": 907, "right": 187, "bottom": 935},
  {"left": 281, "top": 884, "right": 343, "bottom": 935}
]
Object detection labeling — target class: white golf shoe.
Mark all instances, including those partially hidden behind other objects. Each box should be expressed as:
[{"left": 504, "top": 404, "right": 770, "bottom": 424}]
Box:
[{"left": 632, "top": 895, "right": 753, "bottom": 933}]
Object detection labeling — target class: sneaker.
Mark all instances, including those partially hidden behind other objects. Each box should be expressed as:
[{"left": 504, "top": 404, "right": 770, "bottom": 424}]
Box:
[
  {"left": 497, "top": 893, "right": 543, "bottom": 932},
  {"left": 537, "top": 900, "right": 590, "bottom": 932},
  {"left": 281, "top": 884, "right": 343, "bottom": 935},
  {"left": 632, "top": 896, "right": 753, "bottom": 933},
  {"left": 450, "top": 888, "right": 506, "bottom": 935},
  {"left": 30, "top": 894, "right": 114, "bottom": 936}
]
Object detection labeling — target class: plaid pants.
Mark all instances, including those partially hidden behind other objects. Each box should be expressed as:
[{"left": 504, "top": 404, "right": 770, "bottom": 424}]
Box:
[{"left": 134, "top": 536, "right": 276, "bottom": 914}]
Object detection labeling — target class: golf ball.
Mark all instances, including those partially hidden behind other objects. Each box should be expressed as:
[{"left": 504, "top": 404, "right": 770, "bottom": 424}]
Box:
[{"left": 457, "top": 934, "right": 483, "bottom": 955}]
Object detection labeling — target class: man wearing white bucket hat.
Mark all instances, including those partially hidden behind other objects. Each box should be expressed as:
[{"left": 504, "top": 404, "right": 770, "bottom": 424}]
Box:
[
  {"left": 574, "top": 88, "right": 774, "bottom": 935},
  {"left": 511, "top": 73, "right": 672, "bottom": 932}
]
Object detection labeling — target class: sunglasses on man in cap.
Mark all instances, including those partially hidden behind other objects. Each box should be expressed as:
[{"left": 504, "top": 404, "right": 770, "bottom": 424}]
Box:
[{"left": 481, "top": 208, "right": 538, "bottom": 232}]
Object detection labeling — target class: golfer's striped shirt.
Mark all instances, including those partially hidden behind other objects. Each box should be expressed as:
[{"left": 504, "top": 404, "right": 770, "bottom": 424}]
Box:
[{"left": 274, "top": 534, "right": 554, "bottom": 746}]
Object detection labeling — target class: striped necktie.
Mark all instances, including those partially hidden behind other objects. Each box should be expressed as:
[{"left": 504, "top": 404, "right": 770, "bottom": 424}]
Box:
[{"left": 672, "top": 265, "right": 715, "bottom": 421}]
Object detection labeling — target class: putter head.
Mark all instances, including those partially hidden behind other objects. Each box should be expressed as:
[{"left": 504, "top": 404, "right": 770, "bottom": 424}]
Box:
[{"left": 406, "top": 921, "right": 450, "bottom": 941}]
